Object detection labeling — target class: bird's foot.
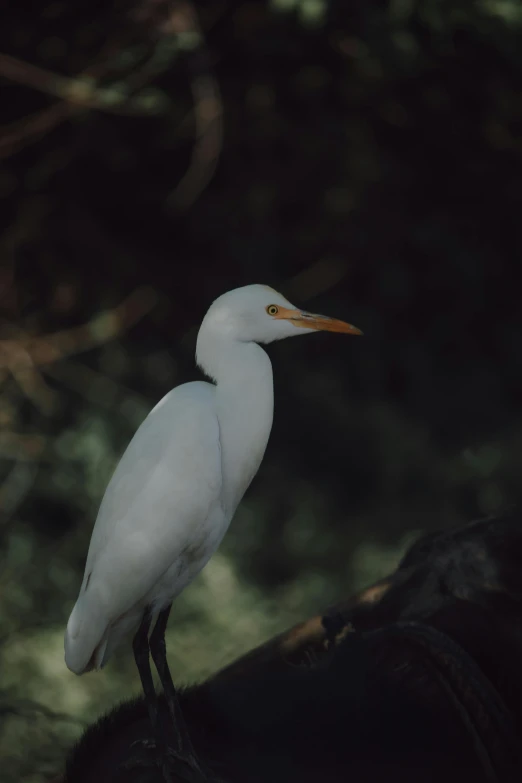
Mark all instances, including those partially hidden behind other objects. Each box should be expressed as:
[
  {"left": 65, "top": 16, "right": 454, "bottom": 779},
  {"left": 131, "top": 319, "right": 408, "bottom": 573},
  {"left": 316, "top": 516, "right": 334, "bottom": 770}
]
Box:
[
  {"left": 124, "top": 739, "right": 218, "bottom": 782},
  {"left": 166, "top": 746, "right": 221, "bottom": 782},
  {"left": 123, "top": 737, "right": 175, "bottom": 783}
]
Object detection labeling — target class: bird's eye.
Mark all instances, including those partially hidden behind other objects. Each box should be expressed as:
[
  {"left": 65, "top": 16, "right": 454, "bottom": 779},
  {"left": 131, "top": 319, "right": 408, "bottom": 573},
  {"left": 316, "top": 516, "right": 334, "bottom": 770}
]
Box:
[{"left": 266, "top": 305, "right": 279, "bottom": 316}]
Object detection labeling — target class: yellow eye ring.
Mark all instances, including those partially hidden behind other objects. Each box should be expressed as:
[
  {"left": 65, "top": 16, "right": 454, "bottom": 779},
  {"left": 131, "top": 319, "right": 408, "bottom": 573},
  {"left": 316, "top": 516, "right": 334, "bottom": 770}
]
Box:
[{"left": 266, "top": 305, "right": 279, "bottom": 316}]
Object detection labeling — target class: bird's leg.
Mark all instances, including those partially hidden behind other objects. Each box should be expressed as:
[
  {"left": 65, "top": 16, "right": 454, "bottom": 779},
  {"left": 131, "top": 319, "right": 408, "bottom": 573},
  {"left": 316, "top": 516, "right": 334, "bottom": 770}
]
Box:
[
  {"left": 149, "top": 606, "right": 191, "bottom": 755},
  {"left": 133, "top": 609, "right": 159, "bottom": 731},
  {"left": 131, "top": 609, "right": 174, "bottom": 783},
  {"left": 149, "top": 605, "right": 209, "bottom": 778}
]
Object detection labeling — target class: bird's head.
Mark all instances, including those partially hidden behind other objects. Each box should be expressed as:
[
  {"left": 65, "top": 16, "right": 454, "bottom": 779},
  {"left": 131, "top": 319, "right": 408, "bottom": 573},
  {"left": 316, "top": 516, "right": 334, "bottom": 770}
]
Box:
[{"left": 201, "top": 284, "right": 362, "bottom": 344}]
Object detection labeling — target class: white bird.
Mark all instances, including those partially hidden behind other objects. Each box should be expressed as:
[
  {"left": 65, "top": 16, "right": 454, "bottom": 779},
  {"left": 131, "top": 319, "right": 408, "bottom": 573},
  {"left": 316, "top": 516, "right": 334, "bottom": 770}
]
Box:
[{"left": 64, "top": 283, "right": 361, "bottom": 777}]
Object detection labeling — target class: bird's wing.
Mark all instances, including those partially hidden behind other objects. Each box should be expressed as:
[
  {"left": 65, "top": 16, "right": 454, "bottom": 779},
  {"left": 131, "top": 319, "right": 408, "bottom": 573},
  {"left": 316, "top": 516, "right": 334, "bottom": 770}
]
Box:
[{"left": 65, "top": 381, "right": 222, "bottom": 670}]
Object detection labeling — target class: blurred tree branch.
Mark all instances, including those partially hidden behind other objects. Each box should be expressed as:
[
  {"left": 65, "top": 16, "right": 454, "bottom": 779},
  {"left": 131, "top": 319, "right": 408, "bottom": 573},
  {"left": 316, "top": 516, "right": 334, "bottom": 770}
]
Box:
[
  {"left": 0, "top": 287, "right": 158, "bottom": 398},
  {"left": 164, "top": 2, "right": 223, "bottom": 211},
  {"left": 0, "top": 0, "right": 223, "bottom": 208},
  {"left": 0, "top": 51, "right": 169, "bottom": 116},
  {"left": 0, "top": 287, "right": 158, "bottom": 520}
]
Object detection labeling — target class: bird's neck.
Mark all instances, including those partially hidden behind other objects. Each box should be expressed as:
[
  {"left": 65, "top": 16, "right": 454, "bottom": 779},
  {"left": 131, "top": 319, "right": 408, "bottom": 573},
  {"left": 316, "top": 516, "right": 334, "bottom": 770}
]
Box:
[{"left": 197, "top": 335, "right": 274, "bottom": 515}]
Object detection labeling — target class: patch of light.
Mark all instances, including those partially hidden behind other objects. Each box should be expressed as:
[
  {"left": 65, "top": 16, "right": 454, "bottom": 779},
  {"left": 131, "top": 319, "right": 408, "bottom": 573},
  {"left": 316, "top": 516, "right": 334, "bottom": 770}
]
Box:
[
  {"left": 299, "top": 0, "right": 326, "bottom": 26},
  {"left": 270, "top": 0, "right": 299, "bottom": 11},
  {"left": 479, "top": 0, "right": 522, "bottom": 24},
  {"left": 270, "top": 0, "right": 327, "bottom": 26}
]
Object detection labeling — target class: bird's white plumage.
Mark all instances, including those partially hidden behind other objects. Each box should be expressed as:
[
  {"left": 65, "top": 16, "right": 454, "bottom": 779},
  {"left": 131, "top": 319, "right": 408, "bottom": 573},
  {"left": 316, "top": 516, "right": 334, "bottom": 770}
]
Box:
[
  {"left": 64, "top": 284, "right": 359, "bottom": 676},
  {"left": 65, "top": 382, "right": 223, "bottom": 673}
]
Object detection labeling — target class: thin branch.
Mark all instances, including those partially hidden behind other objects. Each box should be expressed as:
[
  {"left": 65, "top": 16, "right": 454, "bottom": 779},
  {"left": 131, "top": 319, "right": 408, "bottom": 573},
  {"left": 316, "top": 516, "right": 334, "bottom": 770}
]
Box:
[
  {"left": 0, "top": 103, "right": 71, "bottom": 161},
  {"left": 0, "top": 287, "right": 157, "bottom": 530},
  {"left": 0, "top": 1, "right": 223, "bottom": 198},
  {"left": 0, "top": 32, "right": 140, "bottom": 159},
  {"left": 166, "top": 1, "right": 223, "bottom": 210},
  {"left": 4, "top": 342, "right": 57, "bottom": 414},
  {"left": 0, "top": 286, "right": 156, "bottom": 445},
  {"left": 0, "top": 52, "right": 168, "bottom": 116},
  {"left": 0, "top": 287, "right": 158, "bottom": 371},
  {"left": 42, "top": 359, "right": 145, "bottom": 411},
  {"left": 30, "top": 286, "right": 158, "bottom": 365}
]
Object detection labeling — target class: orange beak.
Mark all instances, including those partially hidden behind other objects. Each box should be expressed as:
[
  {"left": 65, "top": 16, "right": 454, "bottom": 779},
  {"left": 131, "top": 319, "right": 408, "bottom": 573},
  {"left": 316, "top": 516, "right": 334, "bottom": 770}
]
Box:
[{"left": 274, "top": 306, "right": 363, "bottom": 335}]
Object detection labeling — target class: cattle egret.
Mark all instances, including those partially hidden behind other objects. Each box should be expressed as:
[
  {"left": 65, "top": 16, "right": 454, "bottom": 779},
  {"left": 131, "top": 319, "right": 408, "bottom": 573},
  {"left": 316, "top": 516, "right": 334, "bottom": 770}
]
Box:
[{"left": 64, "top": 284, "right": 362, "bottom": 779}]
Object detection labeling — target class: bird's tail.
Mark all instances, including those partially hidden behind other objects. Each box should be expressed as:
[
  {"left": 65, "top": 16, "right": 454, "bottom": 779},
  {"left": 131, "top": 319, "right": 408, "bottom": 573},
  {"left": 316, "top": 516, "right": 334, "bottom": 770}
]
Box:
[{"left": 64, "top": 593, "right": 108, "bottom": 675}]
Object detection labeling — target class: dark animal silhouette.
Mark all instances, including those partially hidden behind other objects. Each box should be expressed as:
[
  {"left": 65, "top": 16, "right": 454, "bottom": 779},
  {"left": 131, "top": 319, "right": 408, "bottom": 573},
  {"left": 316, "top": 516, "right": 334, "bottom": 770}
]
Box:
[{"left": 59, "top": 510, "right": 522, "bottom": 783}]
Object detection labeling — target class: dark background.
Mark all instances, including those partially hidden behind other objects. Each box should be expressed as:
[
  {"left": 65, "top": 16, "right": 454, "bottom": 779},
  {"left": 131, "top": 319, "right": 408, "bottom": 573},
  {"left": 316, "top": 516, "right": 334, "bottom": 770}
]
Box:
[{"left": 1, "top": 1, "right": 521, "bottom": 780}]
